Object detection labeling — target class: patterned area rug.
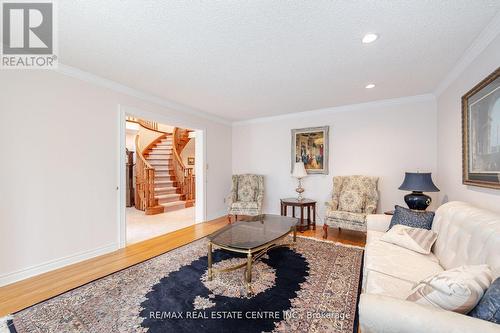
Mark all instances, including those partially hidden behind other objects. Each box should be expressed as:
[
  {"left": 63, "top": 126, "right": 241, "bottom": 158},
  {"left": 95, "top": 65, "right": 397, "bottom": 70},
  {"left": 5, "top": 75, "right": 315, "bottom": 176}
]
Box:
[{"left": 7, "top": 237, "right": 363, "bottom": 333}]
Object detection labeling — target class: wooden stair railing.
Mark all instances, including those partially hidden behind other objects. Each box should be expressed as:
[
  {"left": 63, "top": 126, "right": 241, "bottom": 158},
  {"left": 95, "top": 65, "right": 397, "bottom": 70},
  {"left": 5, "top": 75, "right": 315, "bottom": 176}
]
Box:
[
  {"left": 172, "top": 128, "right": 196, "bottom": 204},
  {"left": 126, "top": 116, "right": 163, "bottom": 133},
  {"left": 134, "top": 134, "right": 164, "bottom": 215},
  {"left": 185, "top": 168, "right": 195, "bottom": 203},
  {"left": 174, "top": 128, "right": 192, "bottom": 153}
]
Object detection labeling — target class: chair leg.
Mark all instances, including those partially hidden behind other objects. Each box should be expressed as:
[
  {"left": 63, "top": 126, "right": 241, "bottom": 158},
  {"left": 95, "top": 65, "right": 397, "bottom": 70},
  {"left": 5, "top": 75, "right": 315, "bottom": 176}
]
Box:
[
  {"left": 323, "top": 224, "right": 328, "bottom": 239},
  {"left": 227, "top": 215, "right": 232, "bottom": 224}
]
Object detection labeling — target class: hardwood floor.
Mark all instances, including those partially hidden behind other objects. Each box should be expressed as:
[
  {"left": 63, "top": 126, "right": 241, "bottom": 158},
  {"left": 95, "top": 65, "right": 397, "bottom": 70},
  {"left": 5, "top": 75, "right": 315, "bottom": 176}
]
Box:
[{"left": 0, "top": 216, "right": 365, "bottom": 317}]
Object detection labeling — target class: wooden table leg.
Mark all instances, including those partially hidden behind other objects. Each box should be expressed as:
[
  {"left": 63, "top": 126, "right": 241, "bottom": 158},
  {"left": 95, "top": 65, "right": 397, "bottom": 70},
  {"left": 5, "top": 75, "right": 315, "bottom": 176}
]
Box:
[
  {"left": 300, "top": 206, "right": 304, "bottom": 232},
  {"left": 312, "top": 204, "right": 316, "bottom": 230},
  {"left": 307, "top": 205, "right": 311, "bottom": 230}
]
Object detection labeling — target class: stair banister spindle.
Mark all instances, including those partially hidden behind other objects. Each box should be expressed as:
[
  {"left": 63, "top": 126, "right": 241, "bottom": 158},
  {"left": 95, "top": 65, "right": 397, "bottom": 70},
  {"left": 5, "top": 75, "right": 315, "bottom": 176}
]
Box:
[{"left": 134, "top": 134, "right": 161, "bottom": 214}]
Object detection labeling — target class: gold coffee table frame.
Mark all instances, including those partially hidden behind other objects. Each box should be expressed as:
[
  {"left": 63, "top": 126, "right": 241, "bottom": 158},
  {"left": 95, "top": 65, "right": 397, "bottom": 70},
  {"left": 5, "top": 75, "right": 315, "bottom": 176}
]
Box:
[{"left": 207, "top": 225, "right": 297, "bottom": 295}]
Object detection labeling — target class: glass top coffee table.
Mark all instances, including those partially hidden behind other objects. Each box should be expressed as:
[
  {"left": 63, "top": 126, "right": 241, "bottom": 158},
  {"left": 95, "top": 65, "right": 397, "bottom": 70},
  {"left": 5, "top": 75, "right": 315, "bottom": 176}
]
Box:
[{"left": 207, "top": 214, "right": 298, "bottom": 295}]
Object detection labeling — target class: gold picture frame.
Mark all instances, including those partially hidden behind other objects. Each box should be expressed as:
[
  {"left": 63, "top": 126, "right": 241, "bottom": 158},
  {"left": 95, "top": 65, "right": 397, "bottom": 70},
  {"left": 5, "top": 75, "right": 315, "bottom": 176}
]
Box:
[
  {"left": 462, "top": 67, "right": 500, "bottom": 189},
  {"left": 291, "top": 126, "right": 329, "bottom": 175}
]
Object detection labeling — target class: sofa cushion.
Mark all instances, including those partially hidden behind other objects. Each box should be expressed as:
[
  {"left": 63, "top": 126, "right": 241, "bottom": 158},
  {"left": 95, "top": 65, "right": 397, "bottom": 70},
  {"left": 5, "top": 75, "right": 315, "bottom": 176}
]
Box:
[
  {"left": 469, "top": 277, "right": 500, "bottom": 323},
  {"left": 338, "top": 189, "right": 365, "bottom": 213},
  {"left": 431, "top": 201, "right": 500, "bottom": 279},
  {"left": 407, "top": 265, "right": 492, "bottom": 314},
  {"left": 364, "top": 270, "right": 417, "bottom": 299},
  {"left": 231, "top": 201, "right": 258, "bottom": 210},
  {"left": 363, "top": 236, "right": 443, "bottom": 299},
  {"left": 389, "top": 205, "right": 434, "bottom": 230},
  {"left": 381, "top": 225, "right": 438, "bottom": 254},
  {"left": 366, "top": 230, "right": 385, "bottom": 245},
  {"left": 325, "top": 210, "right": 365, "bottom": 223}
]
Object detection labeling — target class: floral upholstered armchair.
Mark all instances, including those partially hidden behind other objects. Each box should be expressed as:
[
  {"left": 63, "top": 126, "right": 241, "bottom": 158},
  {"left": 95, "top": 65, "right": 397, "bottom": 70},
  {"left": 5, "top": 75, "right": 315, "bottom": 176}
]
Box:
[
  {"left": 323, "top": 175, "right": 379, "bottom": 236},
  {"left": 227, "top": 174, "right": 264, "bottom": 223}
]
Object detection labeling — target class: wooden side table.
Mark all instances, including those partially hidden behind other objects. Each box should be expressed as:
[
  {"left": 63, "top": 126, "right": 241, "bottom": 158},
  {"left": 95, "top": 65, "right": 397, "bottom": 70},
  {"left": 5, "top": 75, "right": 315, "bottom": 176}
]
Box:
[{"left": 280, "top": 198, "right": 316, "bottom": 232}]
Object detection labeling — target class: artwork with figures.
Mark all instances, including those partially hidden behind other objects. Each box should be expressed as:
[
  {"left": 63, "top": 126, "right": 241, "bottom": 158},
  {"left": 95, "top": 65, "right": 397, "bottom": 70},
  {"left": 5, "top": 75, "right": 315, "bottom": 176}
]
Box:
[
  {"left": 291, "top": 126, "right": 329, "bottom": 174},
  {"left": 462, "top": 67, "right": 500, "bottom": 189}
]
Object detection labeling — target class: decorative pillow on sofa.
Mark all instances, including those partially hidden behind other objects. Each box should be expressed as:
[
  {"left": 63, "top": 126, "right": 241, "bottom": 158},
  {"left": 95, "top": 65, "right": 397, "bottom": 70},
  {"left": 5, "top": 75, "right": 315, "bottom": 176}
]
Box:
[
  {"left": 469, "top": 277, "right": 500, "bottom": 323},
  {"left": 389, "top": 205, "right": 434, "bottom": 230},
  {"left": 407, "top": 265, "right": 493, "bottom": 314},
  {"left": 338, "top": 190, "right": 365, "bottom": 213},
  {"left": 380, "top": 225, "right": 437, "bottom": 254}
]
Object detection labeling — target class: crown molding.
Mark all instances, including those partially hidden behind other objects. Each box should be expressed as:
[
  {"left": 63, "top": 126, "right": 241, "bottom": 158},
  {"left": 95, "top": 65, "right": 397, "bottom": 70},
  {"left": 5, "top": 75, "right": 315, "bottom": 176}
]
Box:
[
  {"left": 54, "top": 64, "right": 232, "bottom": 126},
  {"left": 433, "top": 10, "right": 500, "bottom": 97},
  {"left": 232, "top": 94, "right": 435, "bottom": 126}
]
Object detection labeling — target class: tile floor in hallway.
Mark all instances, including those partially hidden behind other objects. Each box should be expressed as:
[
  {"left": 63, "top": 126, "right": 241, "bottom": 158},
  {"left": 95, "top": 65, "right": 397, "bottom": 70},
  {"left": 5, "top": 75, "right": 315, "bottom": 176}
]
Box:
[{"left": 126, "top": 206, "right": 195, "bottom": 244}]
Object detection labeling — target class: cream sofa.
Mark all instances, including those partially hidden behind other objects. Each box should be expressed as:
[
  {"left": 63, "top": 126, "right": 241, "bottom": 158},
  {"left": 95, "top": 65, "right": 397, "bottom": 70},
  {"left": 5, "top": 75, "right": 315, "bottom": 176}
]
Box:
[{"left": 359, "top": 201, "right": 500, "bottom": 333}]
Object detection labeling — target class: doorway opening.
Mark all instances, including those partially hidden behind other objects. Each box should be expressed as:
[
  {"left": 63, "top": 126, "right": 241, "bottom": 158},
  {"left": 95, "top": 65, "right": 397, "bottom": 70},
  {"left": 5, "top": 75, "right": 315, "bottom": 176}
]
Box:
[{"left": 121, "top": 111, "right": 203, "bottom": 245}]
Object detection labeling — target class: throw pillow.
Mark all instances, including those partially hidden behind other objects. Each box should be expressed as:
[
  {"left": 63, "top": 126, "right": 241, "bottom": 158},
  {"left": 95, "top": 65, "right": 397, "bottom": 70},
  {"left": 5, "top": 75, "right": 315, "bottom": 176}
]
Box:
[
  {"left": 469, "top": 277, "right": 500, "bottom": 323},
  {"left": 407, "top": 265, "right": 493, "bottom": 314},
  {"left": 389, "top": 205, "right": 434, "bottom": 230},
  {"left": 338, "top": 190, "right": 364, "bottom": 213},
  {"left": 380, "top": 225, "right": 438, "bottom": 254}
]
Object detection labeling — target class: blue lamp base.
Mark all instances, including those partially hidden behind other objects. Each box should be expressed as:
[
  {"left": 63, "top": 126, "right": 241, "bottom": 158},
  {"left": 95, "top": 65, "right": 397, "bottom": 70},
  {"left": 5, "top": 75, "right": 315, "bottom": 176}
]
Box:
[{"left": 404, "top": 191, "right": 431, "bottom": 210}]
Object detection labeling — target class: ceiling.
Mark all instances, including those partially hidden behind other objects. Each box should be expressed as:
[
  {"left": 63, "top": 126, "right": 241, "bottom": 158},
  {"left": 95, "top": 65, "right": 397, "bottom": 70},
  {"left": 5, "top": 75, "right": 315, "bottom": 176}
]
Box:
[{"left": 58, "top": 1, "right": 500, "bottom": 122}]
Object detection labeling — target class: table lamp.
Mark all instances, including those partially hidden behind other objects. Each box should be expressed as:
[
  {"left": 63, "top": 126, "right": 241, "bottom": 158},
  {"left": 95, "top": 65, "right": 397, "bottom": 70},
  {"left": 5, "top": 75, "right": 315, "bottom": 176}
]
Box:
[
  {"left": 398, "top": 172, "right": 440, "bottom": 210},
  {"left": 292, "top": 162, "right": 308, "bottom": 200}
]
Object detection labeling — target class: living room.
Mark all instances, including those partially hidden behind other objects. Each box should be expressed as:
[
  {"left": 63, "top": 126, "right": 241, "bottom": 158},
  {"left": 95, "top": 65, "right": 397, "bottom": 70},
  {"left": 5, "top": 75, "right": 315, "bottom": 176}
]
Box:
[{"left": 0, "top": 1, "right": 499, "bottom": 333}]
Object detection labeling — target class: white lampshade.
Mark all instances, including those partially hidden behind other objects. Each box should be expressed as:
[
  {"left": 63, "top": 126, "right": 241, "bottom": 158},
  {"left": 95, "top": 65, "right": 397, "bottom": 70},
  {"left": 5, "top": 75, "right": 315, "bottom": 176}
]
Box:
[{"left": 292, "top": 162, "right": 308, "bottom": 179}]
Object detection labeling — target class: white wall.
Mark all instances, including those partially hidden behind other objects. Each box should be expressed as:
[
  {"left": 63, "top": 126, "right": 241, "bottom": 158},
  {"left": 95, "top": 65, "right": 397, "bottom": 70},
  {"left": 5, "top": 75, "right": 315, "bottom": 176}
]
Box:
[
  {"left": 0, "top": 69, "right": 232, "bottom": 285},
  {"left": 232, "top": 96, "right": 438, "bottom": 223},
  {"left": 437, "top": 33, "right": 500, "bottom": 212}
]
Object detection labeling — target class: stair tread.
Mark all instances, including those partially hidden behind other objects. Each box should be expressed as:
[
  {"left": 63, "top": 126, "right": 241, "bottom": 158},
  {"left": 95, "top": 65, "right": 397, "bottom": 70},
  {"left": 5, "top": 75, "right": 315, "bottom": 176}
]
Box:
[
  {"left": 160, "top": 200, "right": 186, "bottom": 207},
  {"left": 156, "top": 193, "right": 182, "bottom": 199},
  {"left": 155, "top": 180, "right": 174, "bottom": 183},
  {"left": 155, "top": 187, "right": 178, "bottom": 191}
]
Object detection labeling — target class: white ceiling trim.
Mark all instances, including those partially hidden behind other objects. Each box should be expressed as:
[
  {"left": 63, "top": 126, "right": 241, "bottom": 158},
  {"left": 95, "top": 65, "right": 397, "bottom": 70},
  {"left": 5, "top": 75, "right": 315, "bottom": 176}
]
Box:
[
  {"left": 54, "top": 64, "right": 232, "bottom": 126},
  {"left": 433, "top": 10, "right": 500, "bottom": 97},
  {"left": 232, "top": 94, "right": 435, "bottom": 126}
]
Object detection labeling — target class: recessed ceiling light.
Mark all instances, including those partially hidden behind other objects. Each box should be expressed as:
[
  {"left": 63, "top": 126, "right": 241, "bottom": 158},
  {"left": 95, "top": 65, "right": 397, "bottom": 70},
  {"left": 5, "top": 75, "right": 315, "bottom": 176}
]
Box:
[
  {"left": 362, "top": 33, "right": 378, "bottom": 44},
  {"left": 365, "top": 83, "right": 376, "bottom": 89}
]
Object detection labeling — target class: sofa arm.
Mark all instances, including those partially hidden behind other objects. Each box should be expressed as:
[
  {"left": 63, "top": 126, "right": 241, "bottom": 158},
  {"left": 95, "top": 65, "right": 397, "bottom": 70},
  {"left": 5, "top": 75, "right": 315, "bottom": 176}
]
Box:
[
  {"left": 366, "top": 214, "right": 392, "bottom": 232},
  {"left": 359, "top": 293, "right": 500, "bottom": 333}
]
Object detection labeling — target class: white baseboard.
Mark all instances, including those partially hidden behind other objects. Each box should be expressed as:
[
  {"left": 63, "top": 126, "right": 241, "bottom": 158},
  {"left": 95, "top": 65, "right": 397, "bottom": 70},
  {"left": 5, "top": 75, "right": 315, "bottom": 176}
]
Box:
[{"left": 0, "top": 243, "right": 119, "bottom": 287}]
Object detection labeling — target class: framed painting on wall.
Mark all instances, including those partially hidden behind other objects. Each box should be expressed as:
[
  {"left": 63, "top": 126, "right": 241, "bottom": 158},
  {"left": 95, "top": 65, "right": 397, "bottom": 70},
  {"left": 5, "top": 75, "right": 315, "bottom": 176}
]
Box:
[
  {"left": 291, "top": 126, "right": 329, "bottom": 174},
  {"left": 462, "top": 67, "right": 500, "bottom": 189}
]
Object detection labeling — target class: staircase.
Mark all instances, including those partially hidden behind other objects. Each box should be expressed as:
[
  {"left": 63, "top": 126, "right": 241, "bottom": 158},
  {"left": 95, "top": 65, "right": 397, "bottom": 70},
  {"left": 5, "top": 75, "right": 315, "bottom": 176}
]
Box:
[
  {"left": 128, "top": 115, "right": 196, "bottom": 215},
  {"left": 144, "top": 134, "right": 187, "bottom": 212}
]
